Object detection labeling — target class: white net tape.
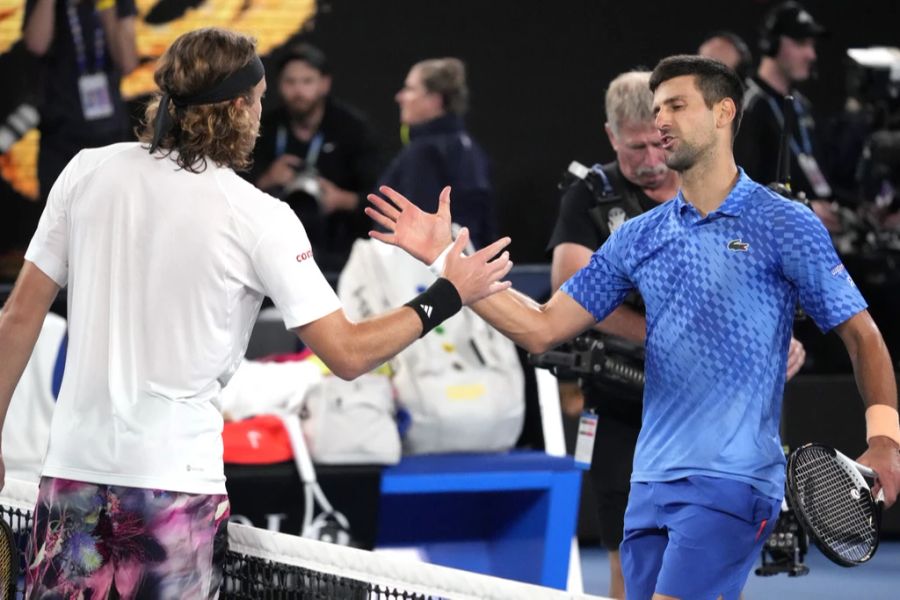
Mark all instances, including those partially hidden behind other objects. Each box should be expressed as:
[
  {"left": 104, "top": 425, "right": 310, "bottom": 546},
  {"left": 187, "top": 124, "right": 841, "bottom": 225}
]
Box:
[{"left": 1, "top": 478, "right": 608, "bottom": 600}]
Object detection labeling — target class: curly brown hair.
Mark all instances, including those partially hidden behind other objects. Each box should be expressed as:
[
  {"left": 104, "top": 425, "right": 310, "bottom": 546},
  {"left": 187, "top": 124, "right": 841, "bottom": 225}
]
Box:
[{"left": 137, "top": 28, "right": 260, "bottom": 173}]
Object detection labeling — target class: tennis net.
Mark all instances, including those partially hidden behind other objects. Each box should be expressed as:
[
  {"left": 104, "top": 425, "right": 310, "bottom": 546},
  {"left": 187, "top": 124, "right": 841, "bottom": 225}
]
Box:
[{"left": 1, "top": 477, "right": 605, "bottom": 599}]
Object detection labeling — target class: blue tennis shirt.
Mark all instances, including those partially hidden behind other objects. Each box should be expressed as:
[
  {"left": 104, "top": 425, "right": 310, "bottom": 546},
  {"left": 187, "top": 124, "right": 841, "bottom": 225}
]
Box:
[{"left": 562, "top": 169, "right": 867, "bottom": 499}]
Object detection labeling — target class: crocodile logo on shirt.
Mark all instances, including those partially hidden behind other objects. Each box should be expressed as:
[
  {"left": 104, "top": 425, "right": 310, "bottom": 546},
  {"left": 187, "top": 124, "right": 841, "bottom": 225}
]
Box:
[{"left": 727, "top": 239, "right": 750, "bottom": 252}]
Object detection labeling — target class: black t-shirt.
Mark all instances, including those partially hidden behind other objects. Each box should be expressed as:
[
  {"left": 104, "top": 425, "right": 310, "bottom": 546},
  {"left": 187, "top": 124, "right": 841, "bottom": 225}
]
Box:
[
  {"left": 248, "top": 97, "right": 380, "bottom": 272},
  {"left": 546, "top": 162, "right": 659, "bottom": 425},
  {"left": 250, "top": 98, "right": 379, "bottom": 198},
  {"left": 735, "top": 75, "right": 828, "bottom": 200},
  {"left": 24, "top": 0, "right": 136, "bottom": 142}
]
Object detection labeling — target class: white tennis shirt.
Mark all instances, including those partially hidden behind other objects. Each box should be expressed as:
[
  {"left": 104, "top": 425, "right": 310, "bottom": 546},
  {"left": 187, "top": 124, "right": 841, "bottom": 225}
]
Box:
[{"left": 25, "top": 142, "right": 342, "bottom": 494}]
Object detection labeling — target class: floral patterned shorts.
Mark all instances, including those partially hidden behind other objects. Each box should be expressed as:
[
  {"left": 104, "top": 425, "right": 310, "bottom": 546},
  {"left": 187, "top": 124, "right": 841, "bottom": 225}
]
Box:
[{"left": 26, "top": 477, "right": 230, "bottom": 600}]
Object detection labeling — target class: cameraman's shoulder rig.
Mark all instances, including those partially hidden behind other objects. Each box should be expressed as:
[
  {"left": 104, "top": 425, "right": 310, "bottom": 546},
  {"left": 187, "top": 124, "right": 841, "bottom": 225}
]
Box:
[
  {"left": 560, "top": 161, "right": 646, "bottom": 312},
  {"left": 561, "top": 161, "right": 646, "bottom": 240},
  {"left": 529, "top": 331, "right": 646, "bottom": 393}
]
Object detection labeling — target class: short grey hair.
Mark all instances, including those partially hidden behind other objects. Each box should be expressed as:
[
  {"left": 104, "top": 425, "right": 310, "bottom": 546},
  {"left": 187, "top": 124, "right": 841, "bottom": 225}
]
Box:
[{"left": 605, "top": 71, "right": 654, "bottom": 136}]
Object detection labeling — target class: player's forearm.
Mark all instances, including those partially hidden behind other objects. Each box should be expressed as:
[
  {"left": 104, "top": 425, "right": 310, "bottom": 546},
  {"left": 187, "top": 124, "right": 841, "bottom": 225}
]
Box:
[
  {"left": 301, "top": 307, "right": 423, "bottom": 381},
  {"left": 343, "top": 309, "right": 424, "bottom": 378},
  {"left": 847, "top": 324, "right": 897, "bottom": 413},
  {"left": 0, "top": 263, "right": 60, "bottom": 435},
  {"left": 0, "top": 305, "right": 48, "bottom": 434},
  {"left": 594, "top": 305, "right": 647, "bottom": 344},
  {"left": 469, "top": 289, "right": 560, "bottom": 355},
  {"left": 23, "top": 0, "right": 56, "bottom": 56},
  {"left": 97, "top": 12, "right": 138, "bottom": 74}
]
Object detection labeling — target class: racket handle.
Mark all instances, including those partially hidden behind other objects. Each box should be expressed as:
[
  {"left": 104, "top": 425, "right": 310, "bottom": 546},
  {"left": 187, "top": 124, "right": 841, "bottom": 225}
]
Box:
[
  {"left": 836, "top": 449, "right": 878, "bottom": 479},
  {"left": 855, "top": 463, "right": 878, "bottom": 479},
  {"left": 849, "top": 457, "right": 885, "bottom": 503}
]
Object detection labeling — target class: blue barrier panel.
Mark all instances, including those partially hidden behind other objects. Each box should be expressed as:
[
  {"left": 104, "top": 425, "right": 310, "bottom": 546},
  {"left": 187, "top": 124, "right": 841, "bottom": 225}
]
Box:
[{"left": 378, "top": 451, "right": 581, "bottom": 589}]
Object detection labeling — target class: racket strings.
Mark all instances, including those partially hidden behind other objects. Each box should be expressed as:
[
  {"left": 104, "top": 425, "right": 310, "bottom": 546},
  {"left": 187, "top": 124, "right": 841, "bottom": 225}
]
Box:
[
  {"left": 0, "top": 519, "right": 16, "bottom": 600},
  {"left": 792, "top": 449, "right": 877, "bottom": 563}
]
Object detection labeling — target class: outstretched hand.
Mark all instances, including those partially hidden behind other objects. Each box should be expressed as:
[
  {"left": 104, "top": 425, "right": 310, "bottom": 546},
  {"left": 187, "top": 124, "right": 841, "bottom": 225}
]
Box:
[
  {"left": 366, "top": 185, "right": 454, "bottom": 264},
  {"left": 442, "top": 228, "right": 514, "bottom": 305}
]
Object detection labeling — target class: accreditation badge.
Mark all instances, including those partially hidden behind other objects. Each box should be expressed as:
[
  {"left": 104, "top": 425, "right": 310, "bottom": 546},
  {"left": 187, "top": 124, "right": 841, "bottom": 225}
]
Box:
[
  {"left": 78, "top": 72, "right": 114, "bottom": 121},
  {"left": 573, "top": 411, "right": 598, "bottom": 470},
  {"left": 797, "top": 152, "right": 832, "bottom": 199}
]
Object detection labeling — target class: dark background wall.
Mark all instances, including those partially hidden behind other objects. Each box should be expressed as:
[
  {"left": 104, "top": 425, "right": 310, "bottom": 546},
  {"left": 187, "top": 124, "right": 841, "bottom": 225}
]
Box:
[{"left": 301, "top": 0, "right": 899, "bottom": 262}]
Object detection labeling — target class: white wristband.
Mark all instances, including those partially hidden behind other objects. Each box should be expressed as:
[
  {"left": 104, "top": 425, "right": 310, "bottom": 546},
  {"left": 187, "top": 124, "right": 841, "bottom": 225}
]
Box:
[
  {"left": 428, "top": 242, "right": 454, "bottom": 277},
  {"left": 865, "top": 404, "right": 900, "bottom": 448}
]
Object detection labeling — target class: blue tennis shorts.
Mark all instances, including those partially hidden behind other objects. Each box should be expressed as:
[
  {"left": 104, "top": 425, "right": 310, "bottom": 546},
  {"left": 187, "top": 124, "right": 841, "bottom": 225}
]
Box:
[{"left": 620, "top": 475, "right": 781, "bottom": 600}]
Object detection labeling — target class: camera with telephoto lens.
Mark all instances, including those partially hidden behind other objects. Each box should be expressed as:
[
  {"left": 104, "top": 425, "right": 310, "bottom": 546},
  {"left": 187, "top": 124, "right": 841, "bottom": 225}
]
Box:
[{"left": 283, "top": 167, "right": 322, "bottom": 201}]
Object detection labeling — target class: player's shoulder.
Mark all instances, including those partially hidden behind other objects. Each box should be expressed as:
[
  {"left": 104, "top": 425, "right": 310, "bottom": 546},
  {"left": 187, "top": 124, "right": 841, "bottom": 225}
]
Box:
[
  {"left": 55, "top": 142, "right": 143, "bottom": 190},
  {"left": 740, "top": 179, "right": 827, "bottom": 247},
  {"left": 744, "top": 179, "right": 816, "bottom": 220},
  {"left": 215, "top": 167, "right": 286, "bottom": 212},
  {"left": 74, "top": 141, "right": 142, "bottom": 170}
]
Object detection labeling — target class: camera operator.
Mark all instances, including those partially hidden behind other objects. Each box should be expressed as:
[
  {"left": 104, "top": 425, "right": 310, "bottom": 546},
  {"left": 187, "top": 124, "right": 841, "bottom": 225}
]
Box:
[
  {"left": 545, "top": 71, "right": 672, "bottom": 599},
  {"left": 249, "top": 44, "right": 380, "bottom": 272},
  {"left": 546, "top": 70, "right": 805, "bottom": 600},
  {"left": 735, "top": 1, "right": 840, "bottom": 230}
]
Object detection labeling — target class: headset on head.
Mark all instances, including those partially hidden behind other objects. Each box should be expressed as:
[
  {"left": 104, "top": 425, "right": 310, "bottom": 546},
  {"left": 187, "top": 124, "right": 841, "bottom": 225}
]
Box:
[
  {"left": 759, "top": 1, "right": 825, "bottom": 58},
  {"left": 759, "top": 6, "right": 785, "bottom": 57}
]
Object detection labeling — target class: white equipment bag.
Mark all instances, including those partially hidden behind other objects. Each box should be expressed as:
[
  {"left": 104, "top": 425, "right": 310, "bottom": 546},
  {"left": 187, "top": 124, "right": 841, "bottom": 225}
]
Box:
[{"left": 338, "top": 239, "right": 525, "bottom": 455}]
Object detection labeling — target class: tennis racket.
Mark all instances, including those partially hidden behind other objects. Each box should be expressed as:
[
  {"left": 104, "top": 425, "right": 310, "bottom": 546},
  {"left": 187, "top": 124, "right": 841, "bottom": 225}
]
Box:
[
  {"left": 0, "top": 517, "right": 18, "bottom": 600},
  {"left": 786, "top": 443, "right": 884, "bottom": 567}
]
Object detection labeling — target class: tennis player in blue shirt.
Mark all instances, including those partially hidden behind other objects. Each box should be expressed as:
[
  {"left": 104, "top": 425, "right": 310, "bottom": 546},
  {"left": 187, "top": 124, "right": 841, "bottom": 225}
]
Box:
[{"left": 366, "top": 55, "right": 900, "bottom": 600}]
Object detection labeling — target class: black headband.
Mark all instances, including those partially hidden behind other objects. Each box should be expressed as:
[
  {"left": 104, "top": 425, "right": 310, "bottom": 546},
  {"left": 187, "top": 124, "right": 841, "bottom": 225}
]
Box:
[{"left": 149, "top": 55, "right": 265, "bottom": 153}]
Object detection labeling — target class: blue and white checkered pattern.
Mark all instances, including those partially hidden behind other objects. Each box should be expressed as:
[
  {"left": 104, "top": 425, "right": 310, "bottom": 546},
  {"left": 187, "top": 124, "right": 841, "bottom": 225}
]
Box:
[{"left": 562, "top": 169, "right": 867, "bottom": 499}]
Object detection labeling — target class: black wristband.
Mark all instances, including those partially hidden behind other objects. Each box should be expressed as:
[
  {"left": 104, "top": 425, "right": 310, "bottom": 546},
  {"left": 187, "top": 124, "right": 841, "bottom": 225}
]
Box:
[{"left": 404, "top": 277, "right": 463, "bottom": 337}]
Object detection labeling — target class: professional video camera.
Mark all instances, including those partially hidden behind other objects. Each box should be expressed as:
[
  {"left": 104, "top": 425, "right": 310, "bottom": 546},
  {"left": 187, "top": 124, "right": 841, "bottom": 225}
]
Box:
[
  {"left": 756, "top": 496, "right": 810, "bottom": 577},
  {"left": 847, "top": 48, "right": 900, "bottom": 213},
  {"left": 756, "top": 445, "right": 811, "bottom": 578},
  {"left": 846, "top": 47, "right": 900, "bottom": 117},
  {"left": 813, "top": 47, "right": 900, "bottom": 261},
  {"left": 528, "top": 331, "right": 645, "bottom": 391}
]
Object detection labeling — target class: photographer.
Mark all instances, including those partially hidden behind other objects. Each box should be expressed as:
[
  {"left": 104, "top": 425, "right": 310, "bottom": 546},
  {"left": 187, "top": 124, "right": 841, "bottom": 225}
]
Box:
[
  {"left": 546, "top": 70, "right": 805, "bottom": 599},
  {"left": 250, "top": 44, "right": 380, "bottom": 272}
]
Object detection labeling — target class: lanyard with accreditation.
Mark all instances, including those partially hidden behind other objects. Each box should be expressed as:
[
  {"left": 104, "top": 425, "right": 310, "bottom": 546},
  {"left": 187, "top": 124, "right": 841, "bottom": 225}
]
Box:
[
  {"left": 67, "top": 0, "right": 114, "bottom": 121},
  {"left": 762, "top": 92, "right": 832, "bottom": 199}
]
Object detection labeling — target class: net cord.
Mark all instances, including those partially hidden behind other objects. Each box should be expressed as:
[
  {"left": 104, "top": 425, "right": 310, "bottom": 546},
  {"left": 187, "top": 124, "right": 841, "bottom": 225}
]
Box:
[{"left": 1, "top": 477, "right": 605, "bottom": 600}]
